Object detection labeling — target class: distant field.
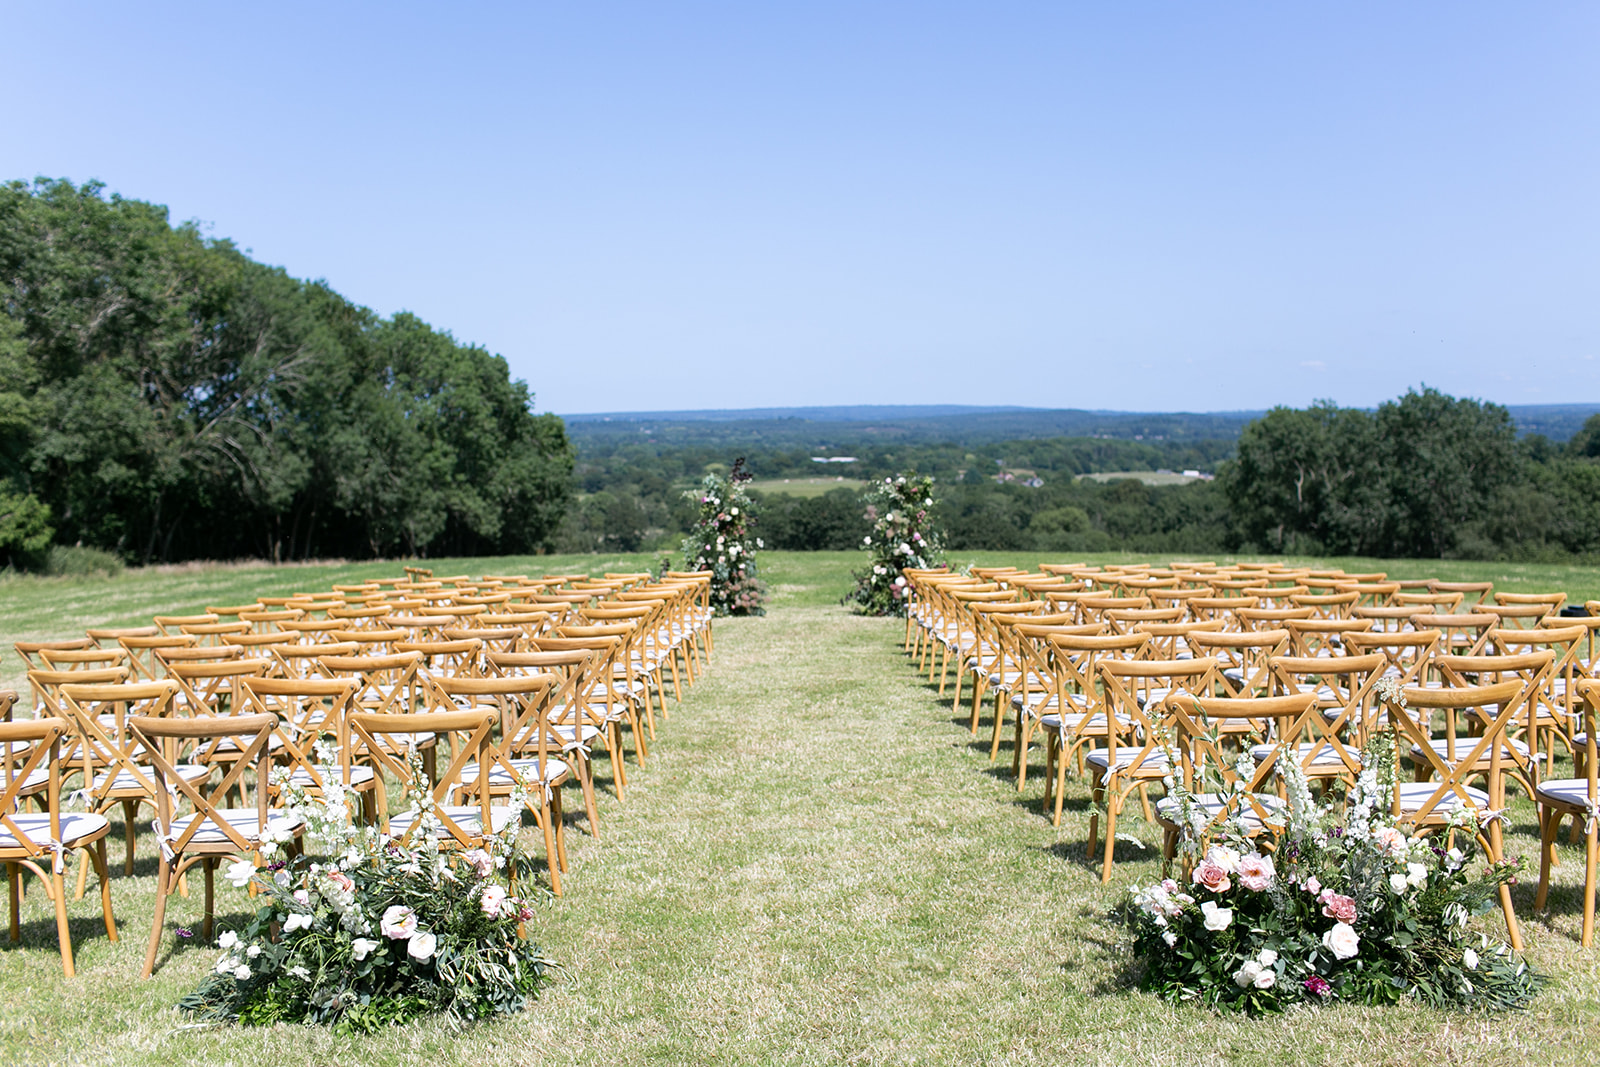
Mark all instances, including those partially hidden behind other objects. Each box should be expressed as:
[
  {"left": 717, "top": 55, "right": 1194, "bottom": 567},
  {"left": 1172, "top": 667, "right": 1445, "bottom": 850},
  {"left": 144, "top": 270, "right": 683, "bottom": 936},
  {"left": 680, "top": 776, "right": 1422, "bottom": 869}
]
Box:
[
  {"left": 746, "top": 476, "right": 866, "bottom": 497},
  {"left": 1078, "top": 471, "right": 1210, "bottom": 486}
]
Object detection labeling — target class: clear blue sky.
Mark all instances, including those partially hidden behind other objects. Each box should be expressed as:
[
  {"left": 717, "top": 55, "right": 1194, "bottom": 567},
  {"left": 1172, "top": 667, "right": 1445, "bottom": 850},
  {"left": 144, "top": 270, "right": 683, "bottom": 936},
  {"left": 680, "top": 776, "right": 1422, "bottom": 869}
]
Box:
[{"left": 3, "top": 2, "right": 1596, "bottom": 415}]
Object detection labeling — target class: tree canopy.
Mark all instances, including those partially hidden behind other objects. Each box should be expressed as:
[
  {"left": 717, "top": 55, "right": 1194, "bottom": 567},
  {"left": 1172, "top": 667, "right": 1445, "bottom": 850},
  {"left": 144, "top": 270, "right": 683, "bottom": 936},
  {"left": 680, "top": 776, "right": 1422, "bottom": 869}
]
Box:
[{"left": 0, "top": 178, "right": 572, "bottom": 564}]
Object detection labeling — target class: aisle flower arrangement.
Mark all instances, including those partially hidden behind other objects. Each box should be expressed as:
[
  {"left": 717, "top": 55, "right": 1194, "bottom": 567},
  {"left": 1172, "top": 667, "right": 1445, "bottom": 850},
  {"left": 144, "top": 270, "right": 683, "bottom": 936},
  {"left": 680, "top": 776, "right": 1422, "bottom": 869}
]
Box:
[
  {"left": 682, "top": 457, "right": 766, "bottom": 616},
  {"left": 846, "top": 473, "right": 944, "bottom": 617},
  {"left": 180, "top": 754, "right": 554, "bottom": 1033},
  {"left": 1115, "top": 693, "right": 1540, "bottom": 1014}
]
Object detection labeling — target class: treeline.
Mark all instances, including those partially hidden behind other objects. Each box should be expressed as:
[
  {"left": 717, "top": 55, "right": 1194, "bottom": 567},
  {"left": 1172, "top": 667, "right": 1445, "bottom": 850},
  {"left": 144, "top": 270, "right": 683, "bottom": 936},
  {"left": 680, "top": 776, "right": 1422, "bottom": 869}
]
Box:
[
  {"left": 572, "top": 389, "right": 1600, "bottom": 564},
  {"left": 0, "top": 179, "right": 573, "bottom": 565}
]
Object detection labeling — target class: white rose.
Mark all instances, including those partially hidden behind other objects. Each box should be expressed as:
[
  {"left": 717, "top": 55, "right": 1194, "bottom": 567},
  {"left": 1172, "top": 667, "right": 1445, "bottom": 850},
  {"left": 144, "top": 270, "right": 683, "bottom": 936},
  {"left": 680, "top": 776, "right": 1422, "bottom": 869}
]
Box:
[
  {"left": 1161, "top": 930, "right": 1177, "bottom": 947},
  {"left": 1257, "top": 949, "right": 1278, "bottom": 967},
  {"left": 1253, "top": 966, "right": 1276, "bottom": 990},
  {"left": 1201, "top": 901, "right": 1233, "bottom": 931},
  {"left": 232, "top": 963, "right": 251, "bottom": 980},
  {"left": 1406, "top": 862, "right": 1428, "bottom": 889},
  {"left": 407, "top": 930, "right": 438, "bottom": 960},
  {"left": 1323, "top": 921, "right": 1360, "bottom": 960},
  {"left": 246, "top": 944, "right": 261, "bottom": 958},
  {"left": 1234, "top": 960, "right": 1261, "bottom": 988},
  {"left": 1463, "top": 947, "right": 1479, "bottom": 970},
  {"left": 1389, "top": 873, "right": 1409, "bottom": 894},
  {"left": 351, "top": 937, "right": 380, "bottom": 961},
  {"left": 217, "top": 930, "right": 239, "bottom": 950},
  {"left": 1205, "top": 845, "right": 1241, "bottom": 875},
  {"left": 284, "top": 912, "right": 314, "bottom": 933},
  {"left": 224, "top": 859, "right": 257, "bottom": 888}
]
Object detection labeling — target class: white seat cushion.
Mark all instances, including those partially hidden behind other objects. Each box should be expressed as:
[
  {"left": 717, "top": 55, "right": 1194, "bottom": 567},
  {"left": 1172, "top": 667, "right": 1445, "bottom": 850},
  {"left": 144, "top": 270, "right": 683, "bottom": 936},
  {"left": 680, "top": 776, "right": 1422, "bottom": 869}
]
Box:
[
  {"left": 458, "top": 757, "right": 570, "bottom": 787},
  {"left": 286, "top": 764, "right": 375, "bottom": 787},
  {"left": 389, "top": 804, "right": 519, "bottom": 838},
  {"left": 0, "top": 811, "right": 110, "bottom": 849},
  {"left": 167, "top": 808, "right": 304, "bottom": 846},
  {"left": 1537, "top": 777, "right": 1598, "bottom": 808},
  {"left": 93, "top": 763, "right": 211, "bottom": 793},
  {"left": 1084, "top": 747, "right": 1170, "bottom": 778},
  {"left": 1410, "top": 736, "right": 1530, "bottom": 767},
  {"left": 1394, "top": 780, "right": 1492, "bottom": 814},
  {"left": 1251, "top": 741, "right": 1353, "bottom": 768}
]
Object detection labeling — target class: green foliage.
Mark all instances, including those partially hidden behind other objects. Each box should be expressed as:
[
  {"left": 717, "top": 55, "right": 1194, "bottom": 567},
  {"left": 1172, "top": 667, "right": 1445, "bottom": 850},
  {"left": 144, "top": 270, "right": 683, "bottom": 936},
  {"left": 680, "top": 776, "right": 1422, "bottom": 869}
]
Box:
[
  {"left": 0, "top": 178, "right": 573, "bottom": 564},
  {"left": 682, "top": 459, "right": 766, "bottom": 615},
  {"left": 42, "top": 544, "right": 124, "bottom": 578},
  {"left": 846, "top": 474, "right": 944, "bottom": 616}
]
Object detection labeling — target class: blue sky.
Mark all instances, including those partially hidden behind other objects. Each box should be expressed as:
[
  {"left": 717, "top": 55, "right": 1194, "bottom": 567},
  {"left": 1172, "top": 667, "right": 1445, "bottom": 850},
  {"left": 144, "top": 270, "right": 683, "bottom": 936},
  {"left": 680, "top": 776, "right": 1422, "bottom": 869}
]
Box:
[{"left": 3, "top": 3, "right": 1596, "bottom": 415}]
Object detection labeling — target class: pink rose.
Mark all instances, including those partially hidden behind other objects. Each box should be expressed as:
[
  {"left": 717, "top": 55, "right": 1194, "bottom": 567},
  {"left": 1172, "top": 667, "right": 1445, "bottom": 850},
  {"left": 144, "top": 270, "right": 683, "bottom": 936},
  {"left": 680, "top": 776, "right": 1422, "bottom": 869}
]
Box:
[
  {"left": 1191, "top": 860, "right": 1232, "bottom": 893},
  {"left": 1320, "top": 893, "right": 1358, "bottom": 925},
  {"left": 1237, "top": 852, "right": 1275, "bottom": 891}
]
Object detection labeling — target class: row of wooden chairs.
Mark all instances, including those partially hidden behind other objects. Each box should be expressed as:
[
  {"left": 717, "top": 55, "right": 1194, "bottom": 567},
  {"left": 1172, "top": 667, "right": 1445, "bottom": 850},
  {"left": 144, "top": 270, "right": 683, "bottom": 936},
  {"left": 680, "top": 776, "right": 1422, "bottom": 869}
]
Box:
[
  {"left": 1, "top": 569, "right": 718, "bottom": 976},
  {"left": 901, "top": 561, "right": 1600, "bottom": 949}
]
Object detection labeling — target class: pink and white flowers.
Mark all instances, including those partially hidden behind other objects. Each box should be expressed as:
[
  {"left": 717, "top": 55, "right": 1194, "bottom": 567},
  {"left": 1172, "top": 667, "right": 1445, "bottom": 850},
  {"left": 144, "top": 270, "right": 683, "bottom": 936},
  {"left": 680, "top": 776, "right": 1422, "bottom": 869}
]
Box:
[
  {"left": 1322, "top": 921, "right": 1360, "bottom": 960},
  {"left": 1236, "top": 852, "right": 1275, "bottom": 891},
  {"left": 381, "top": 905, "right": 418, "bottom": 940}
]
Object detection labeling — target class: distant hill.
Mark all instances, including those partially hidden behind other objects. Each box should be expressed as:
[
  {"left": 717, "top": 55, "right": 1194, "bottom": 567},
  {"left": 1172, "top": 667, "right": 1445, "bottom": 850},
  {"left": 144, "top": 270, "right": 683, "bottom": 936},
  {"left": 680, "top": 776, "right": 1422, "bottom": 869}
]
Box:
[{"left": 562, "top": 403, "right": 1600, "bottom": 448}]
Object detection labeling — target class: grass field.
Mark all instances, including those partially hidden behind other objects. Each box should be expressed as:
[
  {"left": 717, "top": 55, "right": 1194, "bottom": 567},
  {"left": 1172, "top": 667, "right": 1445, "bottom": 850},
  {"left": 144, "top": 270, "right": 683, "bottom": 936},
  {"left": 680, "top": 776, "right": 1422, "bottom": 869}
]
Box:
[
  {"left": 2, "top": 551, "right": 1599, "bottom": 1064},
  {"left": 745, "top": 477, "right": 867, "bottom": 498}
]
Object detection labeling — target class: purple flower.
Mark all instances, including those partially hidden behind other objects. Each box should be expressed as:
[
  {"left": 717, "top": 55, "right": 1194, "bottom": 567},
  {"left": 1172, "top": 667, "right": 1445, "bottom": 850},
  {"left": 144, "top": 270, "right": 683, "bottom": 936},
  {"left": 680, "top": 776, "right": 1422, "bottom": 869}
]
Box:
[
  {"left": 176, "top": 926, "right": 193, "bottom": 939},
  {"left": 1303, "top": 974, "right": 1332, "bottom": 997}
]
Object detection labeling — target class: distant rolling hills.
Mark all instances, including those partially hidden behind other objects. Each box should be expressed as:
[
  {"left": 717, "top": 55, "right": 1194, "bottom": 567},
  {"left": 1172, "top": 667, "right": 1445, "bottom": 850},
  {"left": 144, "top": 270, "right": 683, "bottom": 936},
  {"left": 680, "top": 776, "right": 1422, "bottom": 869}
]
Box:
[{"left": 563, "top": 403, "right": 1600, "bottom": 448}]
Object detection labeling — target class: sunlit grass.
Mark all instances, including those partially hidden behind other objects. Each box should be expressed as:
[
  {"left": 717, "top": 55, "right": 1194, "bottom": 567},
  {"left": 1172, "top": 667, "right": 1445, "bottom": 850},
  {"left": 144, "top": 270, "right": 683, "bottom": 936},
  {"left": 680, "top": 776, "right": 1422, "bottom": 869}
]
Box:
[{"left": 1, "top": 551, "right": 1597, "bottom": 1064}]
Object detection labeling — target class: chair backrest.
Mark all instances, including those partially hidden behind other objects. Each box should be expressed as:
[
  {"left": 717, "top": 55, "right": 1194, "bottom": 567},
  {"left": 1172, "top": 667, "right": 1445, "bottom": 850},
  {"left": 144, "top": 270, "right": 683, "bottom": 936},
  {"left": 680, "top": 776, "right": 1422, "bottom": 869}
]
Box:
[
  {"left": 58, "top": 681, "right": 181, "bottom": 807},
  {"left": 1162, "top": 691, "right": 1322, "bottom": 829},
  {"left": 1341, "top": 629, "right": 1442, "bottom": 685},
  {"left": 1188, "top": 629, "right": 1290, "bottom": 696},
  {"left": 1431, "top": 580, "right": 1494, "bottom": 605},
  {"left": 238, "top": 676, "right": 361, "bottom": 794},
  {"left": 1288, "top": 591, "right": 1359, "bottom": 619},
  {"left": 430, "top": 673, "right": 560, "bottom": 763},
  {"left": 348, "top": 709, "right": 498, "bottom": 848},
  {"left": 1381, "top": 678, "right": 1526, "bottom": 827},
  {"left": 167, "top": 658, "right": 268, "bottom": 715},
  {"left": 318, "top": 651, "right": 425, "bottom": 714},
  {"left": 12, "top": 638, "right": 95, "bottom": 670},
  {"left": 130, "top": 712, "right": 276, "bottom": 855},
  {"left": 1283, "top": 617, "right": 1372, "bottom": 658},
  {"left": 0, "top": 718, "right": 70, "bottom": 860},
  {"left": 395, "top": 638, "right": 483, "bottom": 677}
]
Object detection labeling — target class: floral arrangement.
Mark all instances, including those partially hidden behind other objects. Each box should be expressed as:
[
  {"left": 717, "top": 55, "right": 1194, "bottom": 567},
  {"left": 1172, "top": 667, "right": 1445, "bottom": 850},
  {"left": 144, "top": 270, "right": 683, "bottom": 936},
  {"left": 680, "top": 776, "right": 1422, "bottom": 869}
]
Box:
[
  {"left": 845, "top": 473, "right": 944, "bottom": 617},
  {"left": 179, "top": 751, "right": 554, "bottom": 1033},
  {"left": 681, "top": 457, "right": 765, "bottom": 616},
  {"left": 1116, "top": 688, "right": 1540, "bottom": 1014}
]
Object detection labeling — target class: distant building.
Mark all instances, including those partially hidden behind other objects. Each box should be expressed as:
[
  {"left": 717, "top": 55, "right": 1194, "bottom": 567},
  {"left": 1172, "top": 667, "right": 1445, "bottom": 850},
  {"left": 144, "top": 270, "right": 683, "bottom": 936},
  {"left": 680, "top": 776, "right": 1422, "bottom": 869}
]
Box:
[{"left": 811, "top": 456, "right": 858, "bottom": 463}]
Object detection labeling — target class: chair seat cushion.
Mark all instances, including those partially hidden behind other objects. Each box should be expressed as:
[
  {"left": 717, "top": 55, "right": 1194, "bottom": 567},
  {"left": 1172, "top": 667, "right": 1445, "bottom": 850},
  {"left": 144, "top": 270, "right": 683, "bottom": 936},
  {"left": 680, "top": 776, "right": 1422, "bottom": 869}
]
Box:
[
  {"left": 1084, "top": 747, "right": 1169, "bottom": 777},
  {"left": 389, "top": 804, "right": 519, "bottom": 838},
  {"left": 1394, "top": 780, "right": 1492, "bottom": 814},
  {"left": 93, "top": 763, "right": 211, "bottom": 794},
  {"left": 1250, "top": 742, "right": 1354, "bottom": 769},
  {"left": 458, "top": 757, "right": 570, "bottom": 787},
  {"left": 0, "top": 811, "right": 111, "bottom": 850},
  {"left": 1537, "top": 777, "right": 1597, "bottom": 809},
  {"left": 1410, "top": 736, "right": 1530, "bottom": 767},
  {"left": 168, "top": 808, "right": 304, "bottom": 846}
]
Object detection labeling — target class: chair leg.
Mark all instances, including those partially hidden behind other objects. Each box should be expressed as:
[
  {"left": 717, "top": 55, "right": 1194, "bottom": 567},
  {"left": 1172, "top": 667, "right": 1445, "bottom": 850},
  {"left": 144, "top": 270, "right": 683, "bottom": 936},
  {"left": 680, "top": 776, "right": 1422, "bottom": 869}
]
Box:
[
  {"left": 574, "top": 753, "right": 600, "bottom": 838},
  {"left": 1584, "top": 820, "right": 1598, "bottom": 948},
  {"left": 552, "top": 789, "right": 569, "bottom": 873},
  {"left": 202, "top": 859, "right": 215, "bottom": 943},
  {"left": 122, "top": 799, "right": 139, "bottom": 876},
  {"left": 1536, "top": 808, "right": 1559, "bottom": 912},
  {"left": 93, "top": 839, "right": 118, "bottom": 942},
  {"left": 50, "top": 865, "right": 75, "bottom": 978},
  {"left": 1100, "top": 795, "right": 1120, "bottom": 884},
  {"left": 7, "top": 862, "right": 18, "bottom": 943},
  {"left": 540, "top": 800, "right": 562, "bottom": 897},
  {"left": 142, "top": 861, "right": 171, "bottom": 978},
  {"left": 1087, "top": 783, "right": 1103, "bottom": 860}
]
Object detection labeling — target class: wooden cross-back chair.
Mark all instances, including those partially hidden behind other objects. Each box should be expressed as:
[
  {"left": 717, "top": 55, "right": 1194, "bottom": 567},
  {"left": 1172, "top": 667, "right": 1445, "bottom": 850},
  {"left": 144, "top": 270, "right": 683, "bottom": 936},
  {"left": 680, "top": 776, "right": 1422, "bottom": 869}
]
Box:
[
  {"left": 1379, "top": 678, "right": 1530, "bottom": 950},
  {"left": 1410, "top": 613, "right": 1496, "bottom": 658},
  {"left": 395, "top": 638, "right": 483, "bottom": 678},
  {"left": 12, "top": 639, "right": 94, "bottom": 672},
  {"left": 38, "top": 646, "right": 131, "bottom": 675},
  {"left": 1037, "top": 631, "right": 1151, "bottom": 827},
  {"left": 1288, "top": 591, "right": 1359, "bottom": 619},
  {"left": 1432, "top": 580, "right": 1494, "bottom": 606},
  {"left": 1534, "top": 678, "right": 1600, "bottom": 945},
  {"left": 1188, "top": 596, "right": 1259, "bottom": 630},
  {"left": 428, "top": 675, "right": 569, "bottom": 893},
  {"left": 1188, "top": 629, "right": 1289, "bottom": 699},
  {"left": 132, "top": 711, "right": 304, "bottom": 976},
  {"left": 1263, "top": 653, "right": 1388, "bottom": 786},
  {"left": 1284, "top": 617, "right": 1372, "bottom": 659},
  {"left": 1481, "top": 603, "right": 1557, "bottom": 632},
  {"left": 236, "top": 676, "right": 375, "bottom": 818},
  {"left": 987, "top": 617, "right": 1095, "bottom": 781},
  {"left": 489, "top": 649, "right": 625, "bottom": 809},
  {"left": 1349, "top": 604, "right": 1427, "bottom": 634},
  {"left": 58, "top": 680, "right": 212, "bottom": 884},
  {"left": 0, "top": 717, "right": 117, "bottom": 977},
  {"left": 1341, "top": 628, "right": 1442, "bottom": 688},
  {"left": 1156, "top": 692, "right": 1321, "bottom": 867},
  {"left": 1087, "top": 657, "right": 1221, "bottom": 882}
]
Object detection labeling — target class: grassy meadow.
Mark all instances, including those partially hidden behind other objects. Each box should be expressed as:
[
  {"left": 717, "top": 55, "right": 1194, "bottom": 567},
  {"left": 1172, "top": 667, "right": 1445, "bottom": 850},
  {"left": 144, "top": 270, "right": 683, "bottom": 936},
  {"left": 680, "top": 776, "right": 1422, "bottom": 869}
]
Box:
[{"left": 2, "top": 551, "right": 1599, "bottom": 1065}]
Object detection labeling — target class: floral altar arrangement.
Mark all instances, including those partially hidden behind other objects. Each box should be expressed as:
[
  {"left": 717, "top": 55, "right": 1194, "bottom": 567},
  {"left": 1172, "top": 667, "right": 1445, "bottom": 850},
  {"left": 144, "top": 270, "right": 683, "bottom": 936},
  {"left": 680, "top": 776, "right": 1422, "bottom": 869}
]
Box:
[
  {"left": 180, "top": 753, "right": 555, "bottom": 1033},
  {"left": 682, "top": 457, "right": 765, "bottom": 616},
  {"left": 846, "top": 473, "right": 944, "bottom": 617},
  {"left": 1115, "top": 691, "right": 1540, "bottom": 1014}
]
